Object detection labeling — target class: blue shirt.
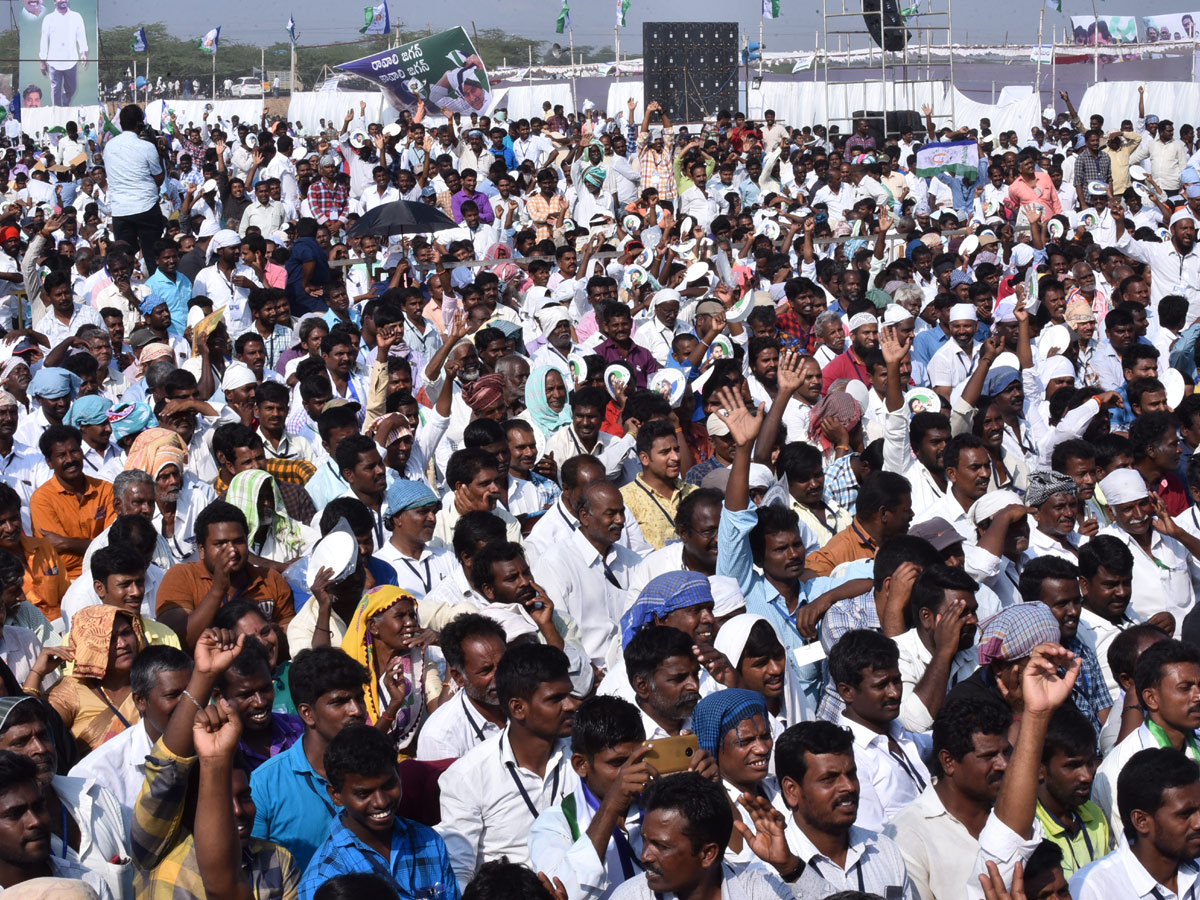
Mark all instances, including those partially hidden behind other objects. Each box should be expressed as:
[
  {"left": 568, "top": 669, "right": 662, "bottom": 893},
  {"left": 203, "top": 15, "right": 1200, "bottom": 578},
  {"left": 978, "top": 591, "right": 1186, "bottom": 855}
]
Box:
[
  {"left": 251, "top": 735, "right": 339, "bottom": 872},
  {"left": 285, "top": 237, "right": 330, "bottom": 315},
  {"left": 911, "top": 326, "right": 949, "bottom": 368},
  {"left": 298, "top": 814, "right": 460, "bottom": 900},
  {"left": 144, "top": 268, "right": 193, "bottom": 338}
]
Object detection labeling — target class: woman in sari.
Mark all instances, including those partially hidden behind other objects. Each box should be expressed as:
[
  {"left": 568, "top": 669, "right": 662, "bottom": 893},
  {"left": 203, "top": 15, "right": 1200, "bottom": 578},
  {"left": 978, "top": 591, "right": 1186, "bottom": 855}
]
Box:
[
  {"left": 524, "top": 365, "right": 572, "bottom": 454},
  {"left": 39, "top": 605, "right": 144, "bottom": 755},
  {"left": 341, "top": 586, "right": 446, "bottom": 754},
  {"left": 225, "top": 469, "right": 316, "bottom": 567}
]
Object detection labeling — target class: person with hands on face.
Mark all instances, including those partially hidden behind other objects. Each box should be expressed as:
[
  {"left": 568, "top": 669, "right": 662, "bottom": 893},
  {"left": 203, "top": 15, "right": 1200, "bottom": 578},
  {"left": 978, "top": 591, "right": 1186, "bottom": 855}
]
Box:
[
  {"left": 131, "top": 626, "right": 302, "bottom": 900},
  {"left": 529, "top": 696, "right": 653, "bottom": 900},
  {"left": 470, "top": 540, "right": 574, "bottom": 653},
  {"left": 964, "top": 490, "right": 1030, "bottom": 613}
]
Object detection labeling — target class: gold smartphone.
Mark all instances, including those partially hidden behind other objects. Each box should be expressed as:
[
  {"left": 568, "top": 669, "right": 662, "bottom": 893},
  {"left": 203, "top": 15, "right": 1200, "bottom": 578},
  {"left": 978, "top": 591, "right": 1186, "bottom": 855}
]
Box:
[{"left": 642, "top": 734, "right": 699, "bottom": 774}]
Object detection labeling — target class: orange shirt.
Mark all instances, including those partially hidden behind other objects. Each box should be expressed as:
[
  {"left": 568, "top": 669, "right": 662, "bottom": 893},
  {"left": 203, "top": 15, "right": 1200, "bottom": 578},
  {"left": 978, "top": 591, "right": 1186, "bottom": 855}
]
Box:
[
  {"left": 804, "top": 517, "right": 877, "bottom": 578},
  {"left": 12, "top": 534, "right": 70, "bottom": 621},
  {"left": 156, "top": 560, "right": 296, "bottom": 628},
  {"left": 29, "top": 475, "right": 114, "bottom": 582}
]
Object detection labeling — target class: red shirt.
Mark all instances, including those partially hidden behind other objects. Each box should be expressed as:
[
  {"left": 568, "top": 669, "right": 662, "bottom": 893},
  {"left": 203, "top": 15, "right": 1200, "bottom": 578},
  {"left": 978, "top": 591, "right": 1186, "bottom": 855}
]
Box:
[
  {"left": 821, "top": 349, "right": 872, "bottom": 395},
  {"left": 1145, "top": 469, "right": 1190, "bottom": 517}
]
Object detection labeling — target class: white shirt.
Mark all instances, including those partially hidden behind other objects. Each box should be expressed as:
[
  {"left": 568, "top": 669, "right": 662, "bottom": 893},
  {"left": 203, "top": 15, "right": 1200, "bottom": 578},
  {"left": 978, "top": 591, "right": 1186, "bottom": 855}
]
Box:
[
  {"left": 892, "top": 627, "right": 977, "bottom": 734},
  {"left": 1071, "top": 839, "right": 1200, "bottom": 900},
  {"left": 777, "top": 815, "right": 917, "bottom": 900},
  {"left": 40, "top": 8, "right": 87, "bottom": 70},
  {"left": 33, "top": 303, "right": 103, "bottom": 349},
  {"left": 437, "top": 727, "right": 578, "bottom": 890},
  {"left": 374, "top": 541, "right": 457, "bottom": 601},
  {"left": 0, "top": 625, "right": 42, "bottom": 683},
  {"left": 103, "top": 131, "right": 164, "bottom": 217},
  {"left": 885, "top": 784, "right": 979, "bottom": 900},
  {"left": 530, "top": 526, "right": 641, "bottom": 666},
  {"left": 68, "top": 719, "right": 153, "bottom": 828},
  {"left": 50, "top": 774, "right": 131, "bottom": 900},
  {"left": 1091, "top": 724, "right": 1163, "bottom": 827},
  {"left": 239, "top": 199, "right": 287, "bottom": 236},
  {"left": 1098, "top": 524, "right": 1198, "bottom": 627},
  {"left": 192, "top": 262, "right": 262, "bottom": 333},
  {"left": 838, "top": 714, "right": 932, "bottom": 832},
  {"left": 416, "top": 689, "right": 504, "bottom": 762},
  {"left": 1078, "top": 606, "right": 1136, "bottom": 699},
  {"left": 1118, "top": 232, "right": 1200, "bottom": 324},
  {"left": 926, "top": 339, "right": 981, "bottom": 389},
  {"left": 883, "top": 409, "right": 946, "bottom": 516}
]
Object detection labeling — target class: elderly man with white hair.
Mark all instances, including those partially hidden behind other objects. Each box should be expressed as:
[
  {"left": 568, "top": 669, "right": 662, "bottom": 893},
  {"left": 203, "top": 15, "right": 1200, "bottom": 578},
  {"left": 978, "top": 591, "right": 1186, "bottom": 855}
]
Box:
[
  {"left": 633, "top": 288, "right": 682, "bottom": 366},
  {"left": 1096, "top": 467, "right": 1200, "bottom": 632},
  {"left": 531, "top": 304, "right": 574, "bottom": 382}
]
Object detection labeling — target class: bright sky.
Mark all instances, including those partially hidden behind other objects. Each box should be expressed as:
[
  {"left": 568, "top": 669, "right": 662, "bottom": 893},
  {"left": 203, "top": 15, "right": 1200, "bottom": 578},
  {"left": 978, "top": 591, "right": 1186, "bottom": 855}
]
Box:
[{"left": 98, "top": 0, "right": 1200, "bottom": 53}]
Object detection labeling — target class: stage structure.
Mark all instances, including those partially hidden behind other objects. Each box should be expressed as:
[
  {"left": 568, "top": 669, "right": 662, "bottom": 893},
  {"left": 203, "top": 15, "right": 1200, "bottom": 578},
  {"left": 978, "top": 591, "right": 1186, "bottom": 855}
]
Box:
[
  {"left": 642, "top": 22, "right": 740, "bottom": 121},
  {"left": 821, "top": 0, "right": 955, "bottom": 140}
]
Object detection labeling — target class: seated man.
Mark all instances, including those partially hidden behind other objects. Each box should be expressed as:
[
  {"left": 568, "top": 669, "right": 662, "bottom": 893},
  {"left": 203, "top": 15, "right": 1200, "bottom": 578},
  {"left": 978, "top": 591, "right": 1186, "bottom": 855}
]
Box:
[
  {"left": 437, "top": 643, "right": 580, "bottom": 889},
  {"left": 625, "top": 626, "right": 703, "bottom": 740},
  {"left": 299, "top": 725, "right": 457, "bottom": 900},
  {"left": 415, "top": 614, "right": 508, "bottom": 761},
  {"left": 432, "top": 448, "right": 522, "bottom": 548},
  {"left": 1034, "top": 703, "right": 1109, "bottom": 880},
  {"left": 250, "top": 647, "right": 369, "bottom": 872},
  {"left": 831, "top": 629, "right": 932, "bottom": 831},
  {"left": 69, "top": 645, "right": 193, "bottom": 825},
  {"left": 212, "top": 639, "right": 303, "bottom": 772},
  {"left": 131, "top": 628, "right": 299, "bottom": 900},
  {"left": 529, "top": 695, "right": 648, "bottom": 900},
  {"left": 0, "top": 751, "right": 113, "bottom": 898},
  {"left": 156, "top": 501, "right": 296, "bottom": 649}
]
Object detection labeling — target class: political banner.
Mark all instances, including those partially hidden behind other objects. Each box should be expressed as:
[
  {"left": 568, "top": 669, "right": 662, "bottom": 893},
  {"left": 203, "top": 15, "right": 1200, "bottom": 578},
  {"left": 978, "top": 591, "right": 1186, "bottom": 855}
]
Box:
[
  {"left": 336, "top": 26, "right": 492, "bottom": 117},
  {"left": 1071, "top": 15, "right": 1139, "bottom": 61},
  {"left": 914, "top": 139, "right": 979, "bottom": 179},
  {"left": 18, "top": 0, "right": 99, "bottom": 109},
  {"left": 1143, "top": 12, "right": 1200, "bottom": 42}
]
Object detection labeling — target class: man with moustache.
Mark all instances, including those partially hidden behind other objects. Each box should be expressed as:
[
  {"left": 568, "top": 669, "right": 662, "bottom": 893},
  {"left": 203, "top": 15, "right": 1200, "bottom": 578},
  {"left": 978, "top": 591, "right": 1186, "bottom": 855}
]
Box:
[
  {"left": 831, "top": 630, "right": 932, "bottom": 832},
  {"left": 1035, "top": 703, "right": 1109, "bottom": 879},
  {"left": 912, "top": 434, "right": 993, "bottom": 542},
  {"left": 417, "top": 615, "right": 508, "bottom": 760}
]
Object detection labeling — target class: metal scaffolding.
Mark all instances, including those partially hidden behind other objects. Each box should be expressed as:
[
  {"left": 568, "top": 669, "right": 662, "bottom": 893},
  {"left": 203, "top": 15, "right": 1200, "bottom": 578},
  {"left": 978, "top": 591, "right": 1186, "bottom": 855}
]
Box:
[{"left": 819, "top": 0, "right": 955, "bottom": 137}]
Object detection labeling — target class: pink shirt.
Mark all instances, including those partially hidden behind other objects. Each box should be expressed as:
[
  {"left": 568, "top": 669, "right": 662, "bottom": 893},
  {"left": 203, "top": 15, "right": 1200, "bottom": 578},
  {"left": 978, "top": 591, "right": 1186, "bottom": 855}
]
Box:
[{"left": 1008, "top": 172, "right": 1062, "bottom": 218}]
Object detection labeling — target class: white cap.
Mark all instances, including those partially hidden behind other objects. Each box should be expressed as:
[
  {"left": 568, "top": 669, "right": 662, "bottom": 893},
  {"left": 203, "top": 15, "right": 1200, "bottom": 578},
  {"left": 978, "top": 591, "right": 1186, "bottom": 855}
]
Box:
[
  {"left": 968, "top": 489, "right": 1024, "bottom": 525},
  {"left": 883, "top": 305, "right": 913, "bottom": 325},
  {"left": 306, "top": 518, "right": 359, "bottom": 589},
  {"left": 200, "top": 178, "right": 218, "bottom": 194},
  {"left": 949, "top": 302, "right": 978, "bottom": 323},
  {"left": 848, "top": 312, "right": 877, "bottom": 331},
  {"left": 653, "top": 288, "right": 682, "bottom": 308},
  {"left": 1171, "top": 209, "right": 1197, "bottom": 229},
  {"left": 708, "top": 575, "right": 746, "bottom": 618},
  {"left": 220, "top": 361, "right": 256, "bottom": 392},
  {"left": 1098, "top": 469, "right": 1149, "bottom": 506}
]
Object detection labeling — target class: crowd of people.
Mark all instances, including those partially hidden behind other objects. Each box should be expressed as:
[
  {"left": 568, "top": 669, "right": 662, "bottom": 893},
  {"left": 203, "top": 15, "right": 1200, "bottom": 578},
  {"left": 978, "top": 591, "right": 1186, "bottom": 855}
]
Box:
[{"left": 1, "top": 83, "right": 1200, "bottom": 900}]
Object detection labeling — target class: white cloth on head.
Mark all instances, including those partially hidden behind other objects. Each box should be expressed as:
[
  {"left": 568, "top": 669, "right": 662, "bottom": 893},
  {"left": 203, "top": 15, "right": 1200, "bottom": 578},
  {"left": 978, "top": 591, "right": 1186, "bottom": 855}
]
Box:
[
  {"left": 535, "top": 306, "right": 571, "bottom": 336},
  {"left": 1170, "top": 209, "right": 1196, "bottom": 229},
  {"left": 883, "top": 305, "right": 913, "bottom": 325},
  {"left": 949, "top": 303, "right": 978, "bottom": 322},
  {"left": 968, "top": 489, "right": 1024, "bottom": 525},
  {"left": 848, "top": 312, "right": 877, "bottom": 331},
  {"left": 205, "top": 228, "right": 241, "bottom": 262},
  {"left": 220, "top": 361, "right": 256, "bottom": 392},
  {"left": 712, "top": 613, "right": 812, "bottom": 733},
  {"left": 1098, "top": 469, "right": 1148, "bottom": 506}
]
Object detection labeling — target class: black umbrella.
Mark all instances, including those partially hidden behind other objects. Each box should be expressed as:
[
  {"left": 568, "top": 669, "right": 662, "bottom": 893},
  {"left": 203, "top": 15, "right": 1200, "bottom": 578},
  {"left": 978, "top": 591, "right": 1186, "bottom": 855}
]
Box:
[{"left": 347, "top": 200, "right": 458, "bottom": 238}]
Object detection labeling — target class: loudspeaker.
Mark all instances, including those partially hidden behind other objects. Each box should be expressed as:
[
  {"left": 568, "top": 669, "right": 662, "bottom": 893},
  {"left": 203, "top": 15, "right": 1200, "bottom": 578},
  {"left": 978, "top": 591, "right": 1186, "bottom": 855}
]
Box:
[
  {"left": 849, "top": 108, "right": 923, "bottom": 142},
  {"left": 861, "top": 0, "right": 909, "bottom": 52},
  {"left": 643, "top": 22, "right": 739, "bottom": 122}
]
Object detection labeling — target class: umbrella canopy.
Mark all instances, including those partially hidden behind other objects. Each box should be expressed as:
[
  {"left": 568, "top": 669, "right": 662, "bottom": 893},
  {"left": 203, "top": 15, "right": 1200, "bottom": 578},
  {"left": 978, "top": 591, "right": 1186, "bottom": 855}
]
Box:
[{"left": 348, "top": 200, "right": 458, "bottom": 238}]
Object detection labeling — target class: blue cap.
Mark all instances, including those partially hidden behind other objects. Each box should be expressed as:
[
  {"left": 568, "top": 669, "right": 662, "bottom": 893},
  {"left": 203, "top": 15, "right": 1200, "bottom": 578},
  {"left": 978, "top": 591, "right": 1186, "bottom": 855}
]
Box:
[
  {"left": 138, "top": 293, "right": 168, "bottom": 316},
  {"left": 107, "top": 401, "right": 158, "bottom": 441},
  {"left": 383, "top": 479, "right": 439, "bottom": 517},
  {"left": 28, "top": 367, "right": 81, "bottom": 400},
  {"left": 64, "top": 394, "right": 112, "bottom": 428}
]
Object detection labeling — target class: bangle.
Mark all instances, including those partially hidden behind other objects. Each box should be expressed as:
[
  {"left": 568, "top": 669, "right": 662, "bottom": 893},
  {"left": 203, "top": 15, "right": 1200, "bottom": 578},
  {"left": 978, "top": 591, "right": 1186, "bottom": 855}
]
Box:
[
  {"left": 181, "top": 689, "right": 205, "bottom": 712},
  {"left": 699, "top": 339, "right": 711, "bottom": 347},
  {"left": 314, "top": 625, "right": 331, "bottom": 634},
  {"left": 835, "top": 444, "right": 851, "bottom": 451},
  {"left": 378, "top": 712, "right": 395, "bottom": 723}
]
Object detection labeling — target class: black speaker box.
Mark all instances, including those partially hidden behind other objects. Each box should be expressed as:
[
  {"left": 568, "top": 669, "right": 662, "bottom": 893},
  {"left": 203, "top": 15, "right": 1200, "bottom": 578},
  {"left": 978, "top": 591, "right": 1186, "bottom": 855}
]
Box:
[
  {"left": 861, "top": 0, "right": 910, "bottom": 52},
  {"left": 642, "top": 22, "right": 740, "bottom": 121}
]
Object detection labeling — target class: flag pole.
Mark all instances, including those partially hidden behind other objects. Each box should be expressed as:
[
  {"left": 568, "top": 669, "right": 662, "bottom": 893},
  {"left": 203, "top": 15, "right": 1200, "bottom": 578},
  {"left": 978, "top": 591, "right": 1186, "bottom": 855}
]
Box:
[
  {"left": 758, "top": 16, "right": 764, "bottom": 78},
  {"left": 614, "top": 24, "right": 620, "bottom": 82},
  {"left": 212, "top": 48, "right": 216, "bottom": 99},
  {"left": 1035, "top": 3, "right": 1044, "bottom": 96},
  {"left": 568, "top": 22, "right": 578, "bottom": 115}
]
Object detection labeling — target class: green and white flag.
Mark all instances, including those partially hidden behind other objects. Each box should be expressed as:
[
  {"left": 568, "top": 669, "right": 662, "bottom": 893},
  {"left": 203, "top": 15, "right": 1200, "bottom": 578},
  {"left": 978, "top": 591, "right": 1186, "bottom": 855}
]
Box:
[
  {"left": 556, "top": 0, "right": 571, "bottom": 34},
  {"left": 914, "top": 139, "right": 979, "bottom": 178},
  {"left": 791, "top": 54, "right": 814, "bottom": 72},
  {"left": 763, "top": 0, "right": 781, "bottom": 18},
  {"left": 361, "top": 1, "right": 390, "bottom": 35},
  {"left": 616, "top": 0, "right": 630, "bottom": 28}
]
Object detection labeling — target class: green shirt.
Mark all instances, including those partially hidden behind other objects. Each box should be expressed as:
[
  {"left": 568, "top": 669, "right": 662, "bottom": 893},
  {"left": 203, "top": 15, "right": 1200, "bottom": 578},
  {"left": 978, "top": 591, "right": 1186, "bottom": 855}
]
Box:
[{"left": 1034, "top": 799, "right": 1110, "bottom": 879}]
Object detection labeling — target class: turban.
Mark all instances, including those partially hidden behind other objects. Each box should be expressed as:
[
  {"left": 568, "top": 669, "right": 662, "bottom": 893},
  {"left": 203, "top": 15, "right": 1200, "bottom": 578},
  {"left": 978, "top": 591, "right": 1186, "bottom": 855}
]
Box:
[
  {"left": 583, "top": 165, "right": 607, "bottom": 188},
  {"left": 536, "top": 306, "right": 571, "bottom": 337},
  {"left": 969, "top": 489, "right": 1024, "bottom": 525},
  {"left": 977, "top": 604, "right": 1060, "bottom": 666},
  {"left": 206, "top": 228, "right": 242, "bottom": 263},
  {"left": 107, "top": 402, "right": 157, "bottom": 441},
  {"left": 620, "top": 571, "right": 713, "bottom": 649},
  {"left": 948, "top": 303, "right": 978, "bottom": 323},
  {"left": 653, "top": 288, "right": 682, "bottom": 308},
  {"left": 28, "top": 367, "right": 80, "bottom": 400},
  {"left": 384, "top": 479, "right": 439, "bottom": 518},
  {"left": 983, "top": 366, "right": 1020, "bottom": 396},
  {"left": 221, "top": 361, "right": 257, "bottom": 392},
  {"left": 950, "top": 269, "right": 972, "bottom": 288},
  {"left": 808, "top": 391, "right": 862, "bottom": 453},
  {"left": 692, "top": 688, "right": 769, "bottom": 758},
  {"left": 1025, "top": 470, "right": 1078, "bottom": 507},
  {"left": 1039, "top": 356, "right": 1075, "bottom": 388},
  {"left": 0, "top": 390, "right": 17, "bottom": 409},
  {"left": 1098, "top": 468, "right": 1149, "bottom": 506},
  {"left": 64, "top": 395, "right": 112, "bottom": 428},
  {"left": 1010, "top": 244, "right": 1036, "bottom": 268},
  {"left": 124, "top": 427, "right": 188, "bottom": 478},
  {"left": 138, "top": 293, "right": 168, "bottom": 316},
  {"left": 461, "top": 373, "right": 505, "bottom": 413}
]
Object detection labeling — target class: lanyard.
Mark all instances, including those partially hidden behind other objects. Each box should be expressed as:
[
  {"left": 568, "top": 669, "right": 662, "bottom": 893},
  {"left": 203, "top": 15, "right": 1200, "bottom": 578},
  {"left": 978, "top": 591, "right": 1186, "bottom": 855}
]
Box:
[
  {"left": 556, "top": 503, "right": 579, "bottom": 531},
  {"left": 91, "top": 684, "right": 131, "bottom": 729},
  {"left": 1147, "top": 718, "right": 1200, "bottom": 762},
  {"left": 58, "top": 801, "right": 68, "bottom": 858},
  {"left": 1040, "top": 803, "right": 1094, "bottom": 870},
  {"left": 886, "top": 740, "right": 927, "bottom": 792},
  {"left": 504, "top": 755, "right": 562, "bottom": 819},
  {"left": 402, "top": 557, "right": 433, "bottom": 594},
  {"left": 810, "top": 857, "right": 866, "bottom": 893},
  {"left": 634, "top": 479, "right": 677, "bottom": 529},
  {"left": 461, "top": 692, "right": 487, "bottom": 743}
]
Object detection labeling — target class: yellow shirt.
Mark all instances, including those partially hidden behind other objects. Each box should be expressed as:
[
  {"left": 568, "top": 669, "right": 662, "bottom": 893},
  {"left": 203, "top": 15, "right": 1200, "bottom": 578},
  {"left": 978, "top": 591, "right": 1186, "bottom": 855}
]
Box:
[{"left": 620, "top": 475, "right": 697, "bottom": 551}]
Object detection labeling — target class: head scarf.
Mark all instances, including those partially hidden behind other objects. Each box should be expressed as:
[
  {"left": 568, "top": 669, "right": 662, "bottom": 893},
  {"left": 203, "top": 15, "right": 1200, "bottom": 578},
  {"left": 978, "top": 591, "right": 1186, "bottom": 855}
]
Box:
[
  {"left": 462, "top": 373, "right": 505, "bottom": 413},
  {"left": 1024, "top": 470, "right": 1078, "bottom": 508},
  {"left": 976, "top": 604, "right": 1060, "bottom": 665},
  {"left": 536, "top": 306, "right": 571, "bottom": 337},
  {"left": 137, "top": 344, "right": 174, "bottom": 375},
  {"left": 107, "top": 402, "right": 158, "bottom": 442},
  {"left": 206, "top": 228, "right": 242, "bottom": 263},
  {"left": 124, "top": 427, "right": 188, "bottom": 477},
  {"left": 620, "top": 571, "right": 713, "bottom": 649},
  {"left": 68, "top": 606, "right": 146, "bottom": 680},
  {"left": 983, "top": 367, "right": 1020, "bottom": 396},
  {"left": 808, "top": 391, "right": 863, "bottom": 452},
  {"left": 524, "top": 365, "right": 572, "bottom": 438},
  {"left": 692, "top": 688, "right": 770, "bottom": 758},
  {"left": 64, "top": 395, "right": 112, "bottom": 428},
  {"left": 713, "top": 613, "right": 812, "bottom": 726},
  {"left": 340, "top": 585, "right": 425, "bottom": 740},
  {"left": 583, "top": 165, "right": 607, "bottom": 189},
  {"left": 225, "top": 469, "right": 309, "bottom": 559},
  {"left": 28, "top": 366, "right": 80, "bottom": 400},
  {"left": 0, "top": 358, "right": 27, "bottom": 384},
  {"left": 138, "top": 294, "right": 167, "bottom": 316}
]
